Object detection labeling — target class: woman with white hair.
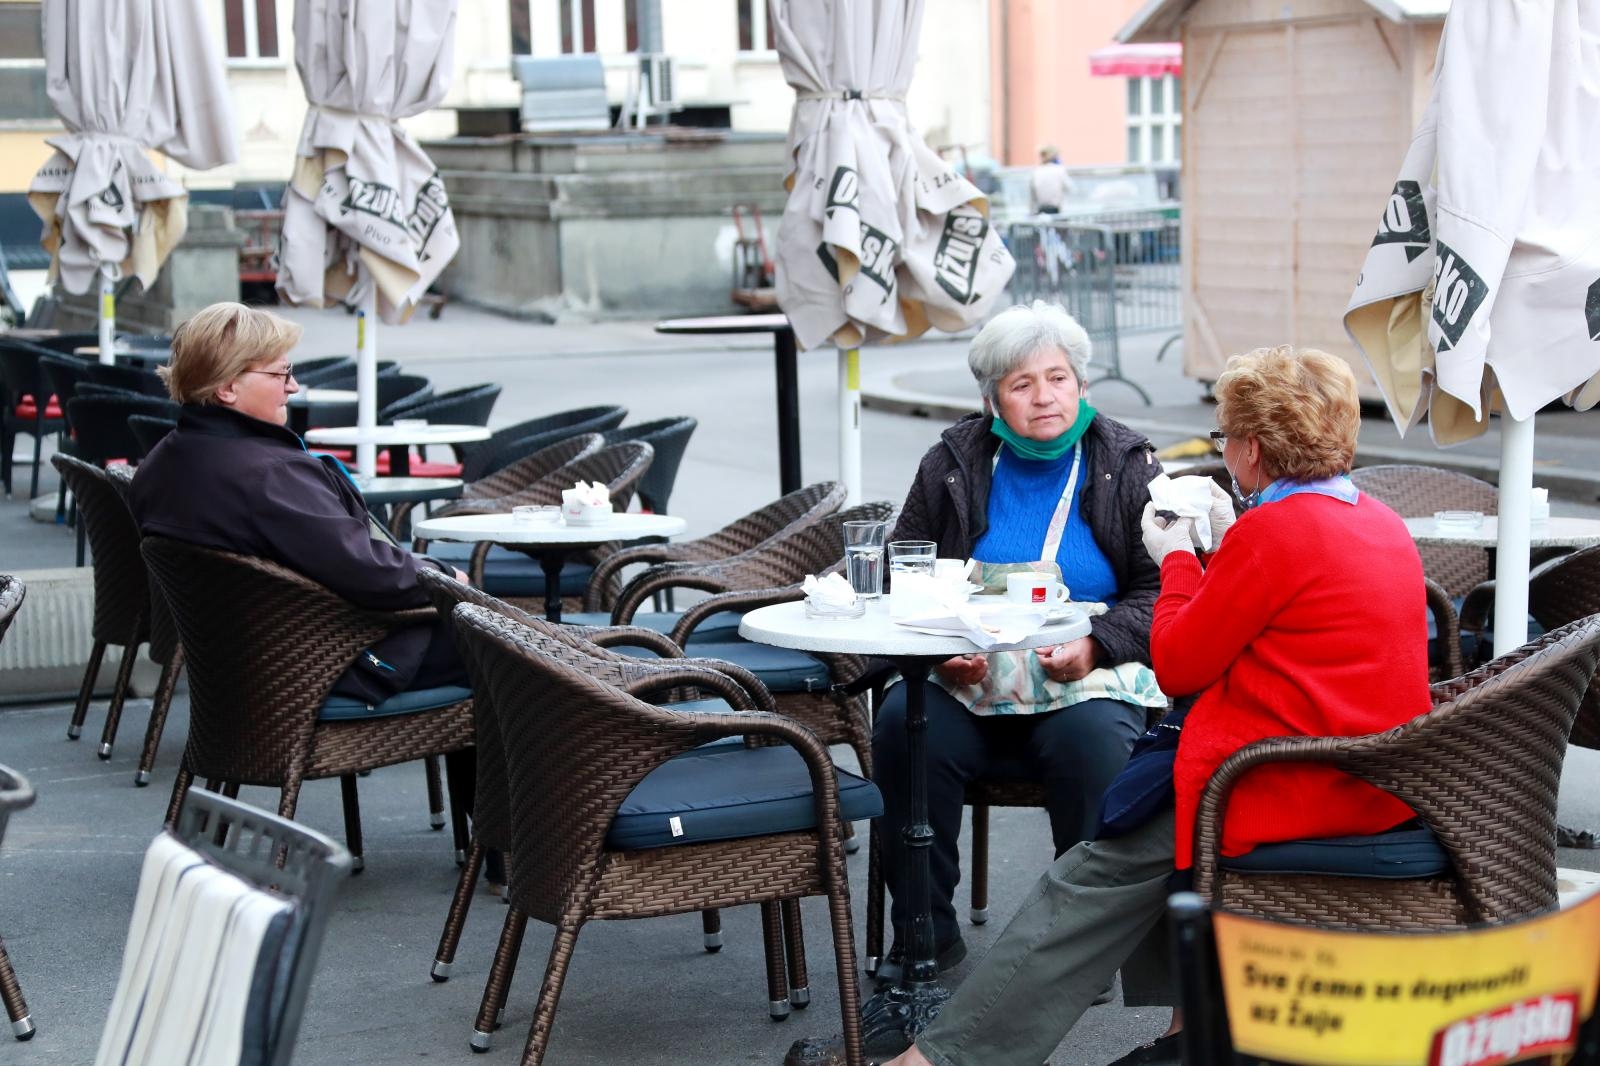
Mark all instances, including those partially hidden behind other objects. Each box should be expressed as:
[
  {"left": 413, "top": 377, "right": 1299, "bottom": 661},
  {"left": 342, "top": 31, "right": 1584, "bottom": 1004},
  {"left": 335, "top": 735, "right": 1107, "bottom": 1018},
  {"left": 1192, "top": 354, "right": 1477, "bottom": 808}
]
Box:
[{"left": 872, "top": 300, "right": 1165, "bottom": 983}]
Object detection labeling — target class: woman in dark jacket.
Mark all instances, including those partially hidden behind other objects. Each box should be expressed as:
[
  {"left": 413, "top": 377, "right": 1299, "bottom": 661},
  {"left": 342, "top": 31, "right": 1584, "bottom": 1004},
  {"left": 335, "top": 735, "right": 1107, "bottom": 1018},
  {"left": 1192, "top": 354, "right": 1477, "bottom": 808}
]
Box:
[
  {"left": 872, "top": 300, "right": 1164, "bottom": 982},
  {"left": 128, "top": 302, "right": 467, "bottom": 704}
]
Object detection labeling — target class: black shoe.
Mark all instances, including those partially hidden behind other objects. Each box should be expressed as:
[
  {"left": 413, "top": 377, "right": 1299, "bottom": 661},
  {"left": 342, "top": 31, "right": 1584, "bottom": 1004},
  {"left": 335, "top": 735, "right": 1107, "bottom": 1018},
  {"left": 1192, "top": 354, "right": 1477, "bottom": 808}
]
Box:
[
  {"left": 872, "top": 935, "right": 968, "bottom": 985},
  {"left": 1105, "top": 1032, "right": 1183, "bottom": 1066}
]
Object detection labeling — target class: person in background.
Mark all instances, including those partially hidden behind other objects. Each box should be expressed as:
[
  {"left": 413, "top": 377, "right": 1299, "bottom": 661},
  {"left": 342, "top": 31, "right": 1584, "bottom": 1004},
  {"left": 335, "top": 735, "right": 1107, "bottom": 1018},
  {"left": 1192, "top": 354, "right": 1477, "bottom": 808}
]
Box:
[
  {"left": 873, "top": 300, "right": 1164, "bottom": 983},
  {"left": 1029, "top": 144, "right": 1073, "bottom": 215},
  {"left": 882, "top": 345, "right": 1432, "bottom": 1066}
]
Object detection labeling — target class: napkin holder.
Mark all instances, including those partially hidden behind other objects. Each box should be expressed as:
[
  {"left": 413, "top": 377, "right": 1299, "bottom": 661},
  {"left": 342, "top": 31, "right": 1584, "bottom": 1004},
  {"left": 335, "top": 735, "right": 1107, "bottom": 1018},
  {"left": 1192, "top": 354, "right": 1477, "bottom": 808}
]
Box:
[{"left": 561, "top": 487, "right": 613, "bottom": 526}]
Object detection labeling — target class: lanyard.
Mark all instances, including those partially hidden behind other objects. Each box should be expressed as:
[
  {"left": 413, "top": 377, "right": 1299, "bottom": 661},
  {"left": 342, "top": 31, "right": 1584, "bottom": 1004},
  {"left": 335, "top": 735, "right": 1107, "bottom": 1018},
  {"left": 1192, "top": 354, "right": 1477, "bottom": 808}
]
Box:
[{"left": 993, "top": 440, "right": 1083, "bottom": 564}]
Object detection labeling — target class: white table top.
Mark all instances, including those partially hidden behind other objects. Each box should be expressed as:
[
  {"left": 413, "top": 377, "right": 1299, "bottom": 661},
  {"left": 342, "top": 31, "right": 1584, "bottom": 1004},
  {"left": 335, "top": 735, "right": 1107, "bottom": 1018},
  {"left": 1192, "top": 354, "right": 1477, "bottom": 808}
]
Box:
[
  {"left": 1404, "top": 515, "right": 1600, "bottom": 549},
  {"left": 305, "top": 423, "right": 491, "bottom": 446},
  {"left": 740, "top": 598, "right": 1091, "bottom": 657},
  {"left": 352, "top": 475, "right": 464, "bottom": 498},
  {"left": 289, "top": 388, "right": 359, "bottom": 404},
  {"left": 413, "top": 511, "right": 687, "bottom": 545}
]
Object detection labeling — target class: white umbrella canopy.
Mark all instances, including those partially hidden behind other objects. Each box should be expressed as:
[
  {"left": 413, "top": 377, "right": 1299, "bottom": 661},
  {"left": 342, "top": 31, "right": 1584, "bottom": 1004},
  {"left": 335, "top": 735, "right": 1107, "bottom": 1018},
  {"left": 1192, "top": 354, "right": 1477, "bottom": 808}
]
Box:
[
  {"left": 1344, "top": 0, "right": 1600, "bottom": 655},
  {"left": 27, "top": 0, "right": 237, "bottom": 323},
  {"left": 771, "top": 0, "right": 1014, "bottom": 503},
  {"left": 276, "top": 0, "right": 461, "bottom": 325}
]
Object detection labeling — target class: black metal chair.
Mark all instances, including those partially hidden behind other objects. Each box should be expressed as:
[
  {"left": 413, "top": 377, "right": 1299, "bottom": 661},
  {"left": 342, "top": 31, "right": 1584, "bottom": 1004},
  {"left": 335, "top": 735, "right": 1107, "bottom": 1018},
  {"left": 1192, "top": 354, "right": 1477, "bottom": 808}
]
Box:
[
  {"left": 378, "top": 383, "right": 503, "bottom": 475},
  {"left": 61, "top": 393, "right": 179, "bottom": 564},
  {"left": 0, "top": 338, "right": 68, "bottom": 500},
  {"left": 32, "top": 331, "right": 100, "bottom": 354},
  {"left": 601, "top": 416, "right": 697, "bottom": 513},
  {"left": 83, "top": 361, "right": 168, "bottom": 398},
  {"left": 288, "top": 355, "right": 356, "bottom": 385},
  {"left": 456, "top": 404, "right": 628, "bottom": 483}
]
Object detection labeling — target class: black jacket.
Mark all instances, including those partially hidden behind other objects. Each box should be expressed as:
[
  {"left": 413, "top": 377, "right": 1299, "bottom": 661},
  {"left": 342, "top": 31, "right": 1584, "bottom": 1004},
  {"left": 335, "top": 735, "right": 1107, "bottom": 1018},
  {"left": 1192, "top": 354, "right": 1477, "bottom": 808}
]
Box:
[
  {"left": 890, "top": 411, "right": 1162, "bottom": 666},
  {"left": 129, "top": 404, "right": 449, "bottom": 697}
]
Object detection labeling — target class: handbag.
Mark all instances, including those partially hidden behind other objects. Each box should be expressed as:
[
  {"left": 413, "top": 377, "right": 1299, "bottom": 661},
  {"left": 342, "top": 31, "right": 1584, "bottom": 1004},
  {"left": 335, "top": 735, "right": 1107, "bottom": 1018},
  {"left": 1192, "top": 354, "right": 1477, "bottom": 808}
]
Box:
[{"left": 1095, "top": 704, "right": 1188, "bottom": 838}]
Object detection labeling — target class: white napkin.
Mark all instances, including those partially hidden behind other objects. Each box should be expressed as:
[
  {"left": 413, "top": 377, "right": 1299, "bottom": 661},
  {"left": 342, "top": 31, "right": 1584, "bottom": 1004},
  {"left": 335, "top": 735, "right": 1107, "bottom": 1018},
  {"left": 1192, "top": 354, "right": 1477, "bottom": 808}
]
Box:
[
  {"left": 1147, "top": 473, "right": 1215, "bottom": 552},
  {"left": 803, "top": 572, "right": 857, "bottom": 608},
  {"left": 563, "top": 480, "right": 610, "bottom": 508},
  {"left": 894, "top": 600, "right": 1049, "bottom": 651}
]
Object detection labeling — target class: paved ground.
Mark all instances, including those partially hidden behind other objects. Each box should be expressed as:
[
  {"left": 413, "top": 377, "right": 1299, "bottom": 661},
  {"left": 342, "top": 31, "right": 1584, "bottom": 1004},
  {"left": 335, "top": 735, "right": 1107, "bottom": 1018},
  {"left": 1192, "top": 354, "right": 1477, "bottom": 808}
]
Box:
[{"left": 3, "top": 306, "right": 1600, "bottom": 1066}]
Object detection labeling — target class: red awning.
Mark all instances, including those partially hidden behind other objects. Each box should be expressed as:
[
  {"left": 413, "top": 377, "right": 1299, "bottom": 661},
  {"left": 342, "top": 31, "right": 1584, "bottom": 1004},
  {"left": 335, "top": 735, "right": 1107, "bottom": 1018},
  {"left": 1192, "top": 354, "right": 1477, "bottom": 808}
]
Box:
[{"left": 1088, "top": 42, "right": 1182, "bottom": 79}]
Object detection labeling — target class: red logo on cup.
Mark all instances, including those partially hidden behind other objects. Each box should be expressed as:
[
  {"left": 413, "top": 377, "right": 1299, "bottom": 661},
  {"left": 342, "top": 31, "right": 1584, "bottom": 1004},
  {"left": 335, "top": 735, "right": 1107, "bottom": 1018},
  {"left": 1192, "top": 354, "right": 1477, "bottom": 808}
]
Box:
[{"left": 1032, "top": 587, "right": 1046, "bottom": 603}]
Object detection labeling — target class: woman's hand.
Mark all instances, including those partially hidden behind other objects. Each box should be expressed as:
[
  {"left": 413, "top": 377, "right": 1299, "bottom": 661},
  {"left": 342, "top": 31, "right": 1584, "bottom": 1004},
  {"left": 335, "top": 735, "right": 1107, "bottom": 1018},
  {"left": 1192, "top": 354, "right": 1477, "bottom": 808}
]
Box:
[
  {"left": 1140, "top": 501, "right": 1198, "bottom": 565},
  {"left": 1036, "top": 638, "right": 1098, "bottom": 683},
  {"left": 1206, "top": 480, "right": 1237, "bottom": 547},
  {"left": 935, "top": 654, "right": 988, "bottom": 687},
  {"left": 453, "top": 567, "right": 471, "bottom": 584}
]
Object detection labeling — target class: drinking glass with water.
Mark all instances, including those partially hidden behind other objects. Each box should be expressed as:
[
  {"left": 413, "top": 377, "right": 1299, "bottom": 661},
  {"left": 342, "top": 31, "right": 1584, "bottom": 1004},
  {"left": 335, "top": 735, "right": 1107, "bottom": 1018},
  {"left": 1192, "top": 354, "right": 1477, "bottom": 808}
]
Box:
[
  {"left": 888, "top": 540, "right": 937, "bottom": 577},
  {"left": 844, "top": 520, "right": 888, "bottom": 599}
]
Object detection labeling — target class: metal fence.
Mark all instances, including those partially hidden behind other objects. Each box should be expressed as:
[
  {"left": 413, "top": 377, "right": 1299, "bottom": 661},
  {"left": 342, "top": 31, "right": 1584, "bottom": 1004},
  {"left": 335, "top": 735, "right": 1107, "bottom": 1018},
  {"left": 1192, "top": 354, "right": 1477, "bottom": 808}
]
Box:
[{"left": 1005, "top": 209, "right": 1182, "bottom": 405}]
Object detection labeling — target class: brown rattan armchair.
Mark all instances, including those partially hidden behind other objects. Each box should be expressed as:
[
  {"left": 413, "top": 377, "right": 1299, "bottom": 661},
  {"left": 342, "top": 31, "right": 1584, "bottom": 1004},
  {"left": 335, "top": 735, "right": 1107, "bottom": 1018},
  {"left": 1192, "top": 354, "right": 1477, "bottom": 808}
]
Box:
[
  {"left": 387, "top": 432, "right": 604, "bottom": 535},
  {"left": 451, "top": 603, "right": 870, "bottom": 1066},
  {"left": 1350, "top": 464, "right": 1503, "bottom": 680},
  {"left": 417, "top": 572, "right": 820, "bottom": 1049},
  {"left": 50, "top": 455, "right": 187, "bottom": 769},
  {"left": 580, "top": 481, "right": 846, "bottom": 613},
  {"left": 0, "top": 586, "right": 35, "bottom": 1042},
  {"left": 1192, "top": 614, "right": 1600, "bottom": 930},
  {"left": 141, "top": 537, "right": 474, "bottom": 872}
]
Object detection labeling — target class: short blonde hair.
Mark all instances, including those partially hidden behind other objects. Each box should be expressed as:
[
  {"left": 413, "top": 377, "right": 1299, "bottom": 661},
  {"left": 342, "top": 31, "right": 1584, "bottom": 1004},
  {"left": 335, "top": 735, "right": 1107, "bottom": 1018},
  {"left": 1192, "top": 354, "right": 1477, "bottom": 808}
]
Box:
[
  {"left": 1214, "top": 346, "right": 1360, "bottom": 480},
  {"left": 161, "top": 303, "right": 302, "bottom": 405}
]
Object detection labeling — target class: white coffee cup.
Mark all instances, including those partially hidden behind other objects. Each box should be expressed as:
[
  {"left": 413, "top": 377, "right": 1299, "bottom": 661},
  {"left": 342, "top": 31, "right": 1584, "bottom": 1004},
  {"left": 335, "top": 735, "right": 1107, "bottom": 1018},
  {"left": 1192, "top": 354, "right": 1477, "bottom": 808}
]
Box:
[{"left": 1005, "top": 572, "right": 1069, "bottom": 608}]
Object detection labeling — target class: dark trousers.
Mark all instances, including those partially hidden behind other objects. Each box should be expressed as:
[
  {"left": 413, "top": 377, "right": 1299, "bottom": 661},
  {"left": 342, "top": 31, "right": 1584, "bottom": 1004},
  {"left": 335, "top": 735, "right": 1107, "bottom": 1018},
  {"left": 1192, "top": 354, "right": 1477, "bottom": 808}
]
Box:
[{"left": 871, "top": 683, "right": 1144, "bottom": 946}]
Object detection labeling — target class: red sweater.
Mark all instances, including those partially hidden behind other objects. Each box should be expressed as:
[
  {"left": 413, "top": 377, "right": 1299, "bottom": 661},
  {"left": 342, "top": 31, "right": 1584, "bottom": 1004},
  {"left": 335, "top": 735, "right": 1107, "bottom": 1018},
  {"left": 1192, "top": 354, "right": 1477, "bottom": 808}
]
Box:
[{"left": 1152, "top": 490, "right": 1431, "bottom": 869}]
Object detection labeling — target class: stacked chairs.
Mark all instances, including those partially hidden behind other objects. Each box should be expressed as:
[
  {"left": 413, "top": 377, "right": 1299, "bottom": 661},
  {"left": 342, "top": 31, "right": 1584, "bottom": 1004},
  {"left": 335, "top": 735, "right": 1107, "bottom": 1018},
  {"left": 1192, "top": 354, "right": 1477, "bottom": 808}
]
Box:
[
  {"left": 599, "top": 416, "right": 697, "bottom": 513},
  {"left": 0, "top": 338, "right": 68, "bottom": 500},
  {"left": 49, "top": 456, "right": 184, "bottom": 768},
  {"left": 454, "top": 405, "right": 627, "bottom": 484},
  {"left": 141, "top": 537, "right": 474, "bottom": 872},
  {"left": 451, "top": 601, "right": 873, "bottom": 1065}
]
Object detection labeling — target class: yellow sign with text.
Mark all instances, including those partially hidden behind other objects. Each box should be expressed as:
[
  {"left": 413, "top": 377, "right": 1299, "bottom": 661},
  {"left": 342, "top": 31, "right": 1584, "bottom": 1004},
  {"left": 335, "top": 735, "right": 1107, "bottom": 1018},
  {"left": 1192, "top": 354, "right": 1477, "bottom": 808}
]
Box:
[{"left": 1214, "top": 891, "right": 1600, "bottom": 1066}]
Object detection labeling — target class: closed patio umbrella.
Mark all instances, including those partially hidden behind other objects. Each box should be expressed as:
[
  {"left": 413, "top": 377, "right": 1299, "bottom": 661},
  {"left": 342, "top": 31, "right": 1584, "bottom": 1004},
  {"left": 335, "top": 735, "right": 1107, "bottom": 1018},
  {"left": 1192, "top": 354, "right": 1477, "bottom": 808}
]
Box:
[
  {"left": 772, "top": 0, "right": 1013, "bottom": 503},
  {"left": 276, "top": 0, "right": 461, "bottom": 478},
  {"left": 1344, "top": 0, "right": 1600, "bottom": 655},
  {"left": 27, "top": 0, "right": 237, "bottom": 364}
]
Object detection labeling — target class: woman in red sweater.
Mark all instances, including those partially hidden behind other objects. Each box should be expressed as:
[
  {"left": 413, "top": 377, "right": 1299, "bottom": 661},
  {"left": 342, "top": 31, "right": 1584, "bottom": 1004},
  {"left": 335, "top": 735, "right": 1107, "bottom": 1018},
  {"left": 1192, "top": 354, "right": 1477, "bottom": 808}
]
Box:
[{"left": 882, "top": 346, "right": 1432, "bottom": 1066}]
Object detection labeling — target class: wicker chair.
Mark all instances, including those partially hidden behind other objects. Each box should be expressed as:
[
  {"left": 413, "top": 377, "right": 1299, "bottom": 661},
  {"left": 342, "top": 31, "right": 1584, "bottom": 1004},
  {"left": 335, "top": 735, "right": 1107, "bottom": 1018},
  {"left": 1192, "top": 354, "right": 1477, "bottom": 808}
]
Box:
[
  {"left": 599, "top": 416, "right": 697, "bottom": 513},
  {"left": 581, "top": 481, "right": 846, "bottom": 614},
  {"left": 455, "top": 405, "right": 628, "bottom": 484},
  {"left": 48, "top": 455, "right": 183, "bottom": 766},
  {"left": 1192, "top": 615, "right": 1600, "bottom": 929},
  {"left": 387, "top": 433, "right": 603, "bottom": 536},
  {"left": 125, "top": 414, "right": 177, "bottom": 459},
  {"left": 417, "top": 573, "right": 820, "bottom": 1049},
  {"left": 0, "top": 584, "right": 35, "bottom": 1042},
  {"left": 451, "top": 603, "right": 870, "bottom": 1066},
  {"left": 1350, "top": 464, "right": 1502, "bottom": 679},
  {"left": 140, "top": 537, "right": 474, "bottom": 872}
]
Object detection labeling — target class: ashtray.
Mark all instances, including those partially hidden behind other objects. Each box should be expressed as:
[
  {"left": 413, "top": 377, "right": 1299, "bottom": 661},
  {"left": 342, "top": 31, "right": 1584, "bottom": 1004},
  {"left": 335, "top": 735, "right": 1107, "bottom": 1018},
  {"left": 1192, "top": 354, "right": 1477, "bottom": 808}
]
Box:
[
  {"left": 1434, "top": 510, "right": 1484, "bottom": 531},
  {"left": 805, "top": 599, "right": 865, "bottom": 620}
]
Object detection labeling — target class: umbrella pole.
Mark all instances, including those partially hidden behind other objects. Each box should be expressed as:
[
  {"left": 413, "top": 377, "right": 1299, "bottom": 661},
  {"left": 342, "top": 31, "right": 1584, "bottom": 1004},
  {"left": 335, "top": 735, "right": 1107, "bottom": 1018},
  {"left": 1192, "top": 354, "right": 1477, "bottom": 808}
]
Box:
[
  {"left": 356, "top": 292, "right": 378, "bottom": 479},
  {"left": 1492, "top": 414, "right": 1535, "bottom": 657},
  {"left": 97, "top": 265, "right": 115, "bottom": 365},
  {"left": 839, "top": 348, "right": 861, "bottom": 505}
]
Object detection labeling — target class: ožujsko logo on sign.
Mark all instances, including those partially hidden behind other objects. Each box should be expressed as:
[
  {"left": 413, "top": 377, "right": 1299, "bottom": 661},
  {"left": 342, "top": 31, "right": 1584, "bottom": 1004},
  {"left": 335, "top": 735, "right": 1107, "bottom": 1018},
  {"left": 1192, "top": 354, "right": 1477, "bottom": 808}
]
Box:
[
  {"left": 933, "top": 207, "right": 989, "bottom": 306},
  {"left": 1429, "top": 992, "right": 1579, "bottom": 1066},
  {"left": 1371, "top": 180, "right": 1430, "bottom": 264},
  {"left": 1430, "top": 240, "right": 1489, "bottom": 351}
]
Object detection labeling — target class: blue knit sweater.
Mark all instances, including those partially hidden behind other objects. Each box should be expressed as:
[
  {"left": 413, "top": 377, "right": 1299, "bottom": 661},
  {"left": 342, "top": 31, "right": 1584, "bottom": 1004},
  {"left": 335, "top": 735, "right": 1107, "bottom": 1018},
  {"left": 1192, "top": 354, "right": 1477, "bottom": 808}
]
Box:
[{"left": 972, "top": 444, "right": 1119, "bottom": 605}]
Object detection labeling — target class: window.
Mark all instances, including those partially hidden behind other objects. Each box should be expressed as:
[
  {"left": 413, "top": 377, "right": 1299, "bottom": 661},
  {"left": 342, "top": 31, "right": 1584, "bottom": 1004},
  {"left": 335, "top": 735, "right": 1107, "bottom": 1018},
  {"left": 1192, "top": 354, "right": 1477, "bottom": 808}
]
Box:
[
  {"left": 1125, "top": 74, "right": 1181, "bottom": 164},
  {"left": 509, "top": 0, "right": 531, "bottom": 55},
  {"left": 738, "top": 0, "right": 774, "bottom": 51},
  {"left": 560, "top": 0, "right": 596, "bottom": 53},
  {"left": 0, "top": 1, "right": 50, "bottom": 122},
  {"left": 0, "top": 1, "right": 43, "bottom": 60},
  {"left": 223, "top": 0, "right": 279, "bottom": 60}
]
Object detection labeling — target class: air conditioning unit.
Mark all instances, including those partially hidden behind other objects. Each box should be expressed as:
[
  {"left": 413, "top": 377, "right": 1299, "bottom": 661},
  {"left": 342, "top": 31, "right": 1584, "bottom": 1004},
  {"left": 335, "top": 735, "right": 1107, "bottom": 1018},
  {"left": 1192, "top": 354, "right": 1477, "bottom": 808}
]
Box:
[{"left": 638, "top": 53, "right": 678, "bottom": 113}]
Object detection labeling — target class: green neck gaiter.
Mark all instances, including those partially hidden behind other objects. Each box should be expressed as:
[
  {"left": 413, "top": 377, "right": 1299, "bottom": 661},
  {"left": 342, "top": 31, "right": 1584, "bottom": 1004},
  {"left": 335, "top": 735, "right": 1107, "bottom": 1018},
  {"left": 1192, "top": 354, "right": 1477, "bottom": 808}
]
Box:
[{"left": 990, "top": 399, "right": 1096, "bottom": 461}]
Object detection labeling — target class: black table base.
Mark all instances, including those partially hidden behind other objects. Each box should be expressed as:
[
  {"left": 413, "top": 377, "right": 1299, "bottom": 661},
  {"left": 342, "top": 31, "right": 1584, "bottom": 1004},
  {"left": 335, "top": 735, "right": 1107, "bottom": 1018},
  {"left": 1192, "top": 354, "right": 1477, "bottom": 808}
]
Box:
[{"left": 786, "top": 658, "right": 948, "bottom": 1064}]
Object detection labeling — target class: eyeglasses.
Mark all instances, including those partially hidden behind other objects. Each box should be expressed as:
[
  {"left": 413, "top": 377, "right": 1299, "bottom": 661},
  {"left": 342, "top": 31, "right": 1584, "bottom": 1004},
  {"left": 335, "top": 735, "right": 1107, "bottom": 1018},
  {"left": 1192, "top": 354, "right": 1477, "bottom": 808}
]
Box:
[
  {"left": 244, "top": 364, "right": 295, "bottom": 386},
  {"left": 1209, "top": 430, "right": 1228, "bottom": 449}
]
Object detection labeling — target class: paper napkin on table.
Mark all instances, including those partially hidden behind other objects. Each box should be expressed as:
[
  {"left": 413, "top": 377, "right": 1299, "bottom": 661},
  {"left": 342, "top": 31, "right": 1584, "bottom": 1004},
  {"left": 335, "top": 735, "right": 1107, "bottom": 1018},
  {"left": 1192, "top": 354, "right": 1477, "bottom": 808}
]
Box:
[
  {"left": 1147, "top": 473, "right": 1215, "bottom": 552},
  {"left": 803, "top": 573, "right": 857, "bottom": 608},
  {"left": 565, "top": 480, "right": 609, "bottom": 507},
  {"left": 893, "top": 600, "right": 1049, "bottom": 651}
]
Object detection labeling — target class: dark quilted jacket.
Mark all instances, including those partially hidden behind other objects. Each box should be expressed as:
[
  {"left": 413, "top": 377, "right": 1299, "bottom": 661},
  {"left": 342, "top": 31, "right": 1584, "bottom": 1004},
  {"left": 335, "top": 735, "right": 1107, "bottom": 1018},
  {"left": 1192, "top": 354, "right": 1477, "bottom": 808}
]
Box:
[{"left": 890, "top": 411, "right": 1163, "bottom": 667}]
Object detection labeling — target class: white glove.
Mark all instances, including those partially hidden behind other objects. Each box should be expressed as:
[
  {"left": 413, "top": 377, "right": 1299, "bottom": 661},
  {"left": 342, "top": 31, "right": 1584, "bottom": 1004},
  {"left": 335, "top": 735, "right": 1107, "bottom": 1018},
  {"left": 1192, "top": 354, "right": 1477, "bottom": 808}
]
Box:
[
  {"left": 1207, "top": 480, "right": 1238, "bottom": 548},
  {"left": 1141, "top": 501, "right": 1198, "bottom": 565}
]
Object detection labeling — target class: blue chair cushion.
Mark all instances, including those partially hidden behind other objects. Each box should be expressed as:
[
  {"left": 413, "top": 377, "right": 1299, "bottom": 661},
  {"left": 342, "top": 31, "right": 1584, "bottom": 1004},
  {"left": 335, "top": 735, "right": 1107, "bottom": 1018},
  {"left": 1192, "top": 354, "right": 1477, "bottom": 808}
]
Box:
[
  {"left": 427, "top": 543, "right": 593, "bottom": 597},
  {"left": 1219, "top": 825, "right": 1450, "bottom": 880},
  {"left": 605, "top": 744, "right": 883, "bottom": 850},
  {"left": 562, "top": 609, "right": 745, "bottom": 644},
  {"left": 661, "top": 639, "right": 833, "bottom": 693},
  {"left": 319, "top": 684, "right": 473, "bottom": 721}
]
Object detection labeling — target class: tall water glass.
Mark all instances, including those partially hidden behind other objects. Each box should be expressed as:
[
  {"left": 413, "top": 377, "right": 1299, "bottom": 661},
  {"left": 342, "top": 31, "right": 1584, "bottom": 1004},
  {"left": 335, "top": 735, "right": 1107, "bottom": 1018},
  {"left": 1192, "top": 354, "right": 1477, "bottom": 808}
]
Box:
[
  {"left": 843, "top": 520, "right": 887, "bottom": 599},
  {"left": 888, "top": 539, "right": 937, "bottom": 577}
]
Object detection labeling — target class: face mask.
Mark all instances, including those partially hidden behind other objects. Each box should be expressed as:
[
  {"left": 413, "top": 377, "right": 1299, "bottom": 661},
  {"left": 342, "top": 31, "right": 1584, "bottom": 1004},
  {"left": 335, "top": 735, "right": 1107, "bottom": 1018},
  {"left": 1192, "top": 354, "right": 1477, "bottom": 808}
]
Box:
[{"left": 1225, "top": 454, "right": 1261, "bottom": 510}]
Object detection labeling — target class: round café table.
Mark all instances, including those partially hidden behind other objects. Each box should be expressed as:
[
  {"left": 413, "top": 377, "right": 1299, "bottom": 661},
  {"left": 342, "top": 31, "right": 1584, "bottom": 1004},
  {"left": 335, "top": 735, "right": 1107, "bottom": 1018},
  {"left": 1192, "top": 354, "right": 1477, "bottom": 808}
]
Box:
[
  {"left": 1404, "top": 515, "right": 1600, "bottom": 550},
  {"left": 656, "top": 314, "right": 801, "bottom": 495},
  {"left": 740, "top": 598, "right": 1091, "bottom": 1059},
  {"left": 305, "top": 423, "right": 490, "bottom": 477},
  {"left": 353, "top": 475, "right": 463, "bottom": 507},
  {"left": 412, "top": 511, "right": 687, "bottom": 622}
]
